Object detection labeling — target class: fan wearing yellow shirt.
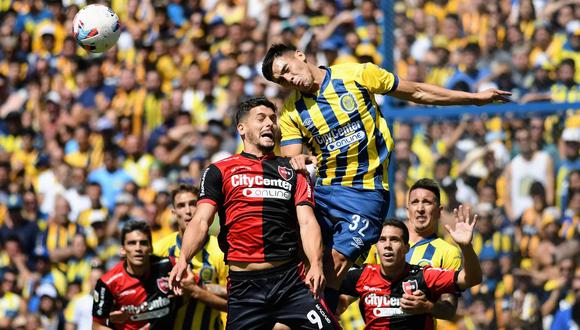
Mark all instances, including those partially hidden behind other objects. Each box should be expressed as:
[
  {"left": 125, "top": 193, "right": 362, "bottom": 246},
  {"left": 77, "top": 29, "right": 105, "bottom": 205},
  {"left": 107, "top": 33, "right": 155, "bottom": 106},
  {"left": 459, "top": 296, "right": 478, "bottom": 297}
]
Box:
[
  {"left": 262, "top": 43, "right": 510, "bottom": 312},
  {"left": 153, "top": 184, "right": 227, "bottom": 330}
]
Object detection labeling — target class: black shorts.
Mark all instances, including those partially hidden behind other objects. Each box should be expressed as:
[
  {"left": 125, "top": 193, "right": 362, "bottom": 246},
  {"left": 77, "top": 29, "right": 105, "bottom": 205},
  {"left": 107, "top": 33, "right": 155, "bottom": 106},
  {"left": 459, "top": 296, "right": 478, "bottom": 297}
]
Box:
[{"left": 226, "top": 261, "right": 340, "bottom": 330}]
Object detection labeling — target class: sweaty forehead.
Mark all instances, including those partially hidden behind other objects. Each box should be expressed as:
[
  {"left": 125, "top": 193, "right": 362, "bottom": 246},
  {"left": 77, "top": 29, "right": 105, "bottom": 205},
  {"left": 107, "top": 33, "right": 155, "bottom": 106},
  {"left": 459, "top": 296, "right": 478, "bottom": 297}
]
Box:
[{"left": 272, "top": 57, "right": 289, "bottom": 79}]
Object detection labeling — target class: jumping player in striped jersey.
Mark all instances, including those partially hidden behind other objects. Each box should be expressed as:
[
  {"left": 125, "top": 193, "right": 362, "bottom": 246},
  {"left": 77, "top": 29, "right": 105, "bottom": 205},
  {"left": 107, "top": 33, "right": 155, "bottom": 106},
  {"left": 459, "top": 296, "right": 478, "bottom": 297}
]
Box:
[{"left": 261, "top": 43, "right": 511, "bottom": 312}]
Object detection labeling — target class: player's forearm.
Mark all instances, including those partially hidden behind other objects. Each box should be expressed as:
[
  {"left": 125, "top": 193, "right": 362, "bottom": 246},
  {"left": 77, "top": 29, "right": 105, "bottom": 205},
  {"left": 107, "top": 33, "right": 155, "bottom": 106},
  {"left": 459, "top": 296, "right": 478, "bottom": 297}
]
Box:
[
  {"left": 179, "top": 217, "right": 210, "bottom": 264},
  {"left": 430, "top": 294, "right": 458, "bottom": 320},
  {"left": 281, "top": 144, "right": 303, "bottom": 157},
  {"left": 190, "top": 287, "right": 228, "bottom": 312},
  {"left": 204, "top": 284, "right": 228, "bottom": 298},
  {"left": 457, "top": 244, "right": 482, "bottom": 290},
  {"left": 299, "top": 217, "right": 324, "bottom": 270},
  {"left": 392, "top": 81, "right": 480, "bottom": 106}
]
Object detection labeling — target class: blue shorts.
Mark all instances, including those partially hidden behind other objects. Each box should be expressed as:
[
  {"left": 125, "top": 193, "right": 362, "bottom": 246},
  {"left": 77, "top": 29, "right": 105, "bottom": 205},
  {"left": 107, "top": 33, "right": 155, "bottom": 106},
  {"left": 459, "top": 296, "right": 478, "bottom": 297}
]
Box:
[{"left": 314, "top": 185, "right": 390, "bottom": 262}]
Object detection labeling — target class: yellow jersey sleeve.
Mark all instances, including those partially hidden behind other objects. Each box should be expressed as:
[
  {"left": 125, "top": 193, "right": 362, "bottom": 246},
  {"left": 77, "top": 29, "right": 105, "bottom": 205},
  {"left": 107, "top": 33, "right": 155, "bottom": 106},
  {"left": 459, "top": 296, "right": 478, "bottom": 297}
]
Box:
[
  {"left": 279, "top": 104, "right": 303, "bottom": 146},
  {"left": 153, "top": 234, "right": 175, "bottom": 257},
  {"left": 442, "top": 244, "right": 463, "bottom": 270},
  {"left": 358, "top": 63, "right": 399, "bottom": 94}
]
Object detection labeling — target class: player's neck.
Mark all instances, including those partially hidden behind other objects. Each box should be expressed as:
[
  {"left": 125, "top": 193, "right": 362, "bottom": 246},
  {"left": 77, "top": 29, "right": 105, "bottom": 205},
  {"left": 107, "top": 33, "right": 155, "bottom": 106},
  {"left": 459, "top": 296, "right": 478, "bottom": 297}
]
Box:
[
  {"left": 126, "top": 261, "right": 150, "bottom": 277},
  {"left": 409, "top": 229, "right": 436, "bottom": 244},
  {"left": 380, "top": 263, "right": 406, "bottom": 280},
  {"left": 309, "top": 66, "right": 327, "bottom": 94},
  {"left": 242, "top": 145, "right": 272, "bottom": 159}
]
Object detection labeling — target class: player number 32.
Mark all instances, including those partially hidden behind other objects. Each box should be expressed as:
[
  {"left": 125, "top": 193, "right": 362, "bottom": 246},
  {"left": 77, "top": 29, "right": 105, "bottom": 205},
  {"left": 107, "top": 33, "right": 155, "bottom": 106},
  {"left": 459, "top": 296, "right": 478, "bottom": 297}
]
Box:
[{"left": 349, "top": 214, "right": 369, "bottom": 237}]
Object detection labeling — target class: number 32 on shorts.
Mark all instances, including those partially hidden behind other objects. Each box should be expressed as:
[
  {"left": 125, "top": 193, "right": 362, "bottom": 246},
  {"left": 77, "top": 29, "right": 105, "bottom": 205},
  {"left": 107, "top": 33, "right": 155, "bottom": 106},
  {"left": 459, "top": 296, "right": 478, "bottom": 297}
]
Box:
[{"left": 348, "top": 214, "right": 368, "bottom": 237}]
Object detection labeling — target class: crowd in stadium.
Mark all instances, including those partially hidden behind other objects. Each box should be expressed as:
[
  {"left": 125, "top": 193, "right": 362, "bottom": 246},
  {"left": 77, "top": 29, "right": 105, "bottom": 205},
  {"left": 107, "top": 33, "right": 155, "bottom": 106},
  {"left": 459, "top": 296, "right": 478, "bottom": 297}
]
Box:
[{"left": 0, "top": 0, "right": 578, "bottom": 329}]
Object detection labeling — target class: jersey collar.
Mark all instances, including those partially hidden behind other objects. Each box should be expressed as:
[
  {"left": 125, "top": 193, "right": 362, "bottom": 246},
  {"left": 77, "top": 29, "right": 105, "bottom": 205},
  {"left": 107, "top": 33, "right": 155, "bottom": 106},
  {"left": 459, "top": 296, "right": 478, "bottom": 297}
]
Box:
[
  {"left": 410, "top": 233, "right": 438, "bottom": 248},
  {"left": 240, "top": 151, "right": 276, "bottom": 160}
]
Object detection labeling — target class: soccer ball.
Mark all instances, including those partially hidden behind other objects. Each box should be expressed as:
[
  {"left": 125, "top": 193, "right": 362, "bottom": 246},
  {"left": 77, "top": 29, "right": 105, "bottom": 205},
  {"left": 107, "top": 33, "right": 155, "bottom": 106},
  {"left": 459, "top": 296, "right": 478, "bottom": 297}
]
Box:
[{"left": 72, "top": 4, "right": 121, "bottom": 53}]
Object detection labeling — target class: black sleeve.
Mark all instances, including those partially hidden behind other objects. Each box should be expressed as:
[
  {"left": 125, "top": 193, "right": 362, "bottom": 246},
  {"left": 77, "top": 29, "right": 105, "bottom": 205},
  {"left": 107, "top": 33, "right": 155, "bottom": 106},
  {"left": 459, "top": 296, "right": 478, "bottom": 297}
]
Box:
[
  {"left": 92, "top": 279, "right": 115, "bottom": 320},
  {"left": 340, "top": 267, "right": 364, "bottom": 297},
  {"left": 199, "top": 164, "right": 224, "bottom": 205}
]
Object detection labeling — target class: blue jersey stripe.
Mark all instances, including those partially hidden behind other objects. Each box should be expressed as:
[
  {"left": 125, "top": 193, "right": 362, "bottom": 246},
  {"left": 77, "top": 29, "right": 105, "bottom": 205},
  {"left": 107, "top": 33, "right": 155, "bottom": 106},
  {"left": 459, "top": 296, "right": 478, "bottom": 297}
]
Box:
[
  {"left": 316, "top": 89, "right": 343, "bottom": 185},
  {"left": 331, "top": 78, "right": 368, "bottom": 187},
  {"left": 280, "top": 138, "right": 303, "bottom": 146},
  {"left": 356, "top": 83, "right": 390, "bottom": 189},
  {"left": 423, "top": 243, "right": 436, "bottom": 262},
  {"left": 296, "top": 97, "right": 329, "bottom": 179}
]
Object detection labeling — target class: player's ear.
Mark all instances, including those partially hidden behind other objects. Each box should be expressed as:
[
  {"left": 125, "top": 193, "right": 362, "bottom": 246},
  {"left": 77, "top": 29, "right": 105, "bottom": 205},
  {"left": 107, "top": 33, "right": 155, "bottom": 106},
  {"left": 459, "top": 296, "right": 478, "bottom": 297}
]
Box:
[
  {"left": 237, "top": 122, "right": 246, "bottom": 137},
  {"left": 120, "top": 246, "right": 126, "bottom": 257},
  {"left": 295, "top": 50, "right": 306, "bottom": 62}
]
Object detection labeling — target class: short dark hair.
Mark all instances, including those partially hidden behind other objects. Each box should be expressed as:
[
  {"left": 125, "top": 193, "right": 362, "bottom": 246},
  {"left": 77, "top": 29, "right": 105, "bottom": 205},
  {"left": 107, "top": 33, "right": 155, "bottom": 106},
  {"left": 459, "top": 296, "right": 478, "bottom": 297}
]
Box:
[
  {"left": 121, "top": 221, "right": 152, "bottom": 246},
  {"left": 236, "top": 97, "right": 277, "bottom": 126},
  {"left": 529, "top": 181, "right": 546, "bottom": 197},
  {"left": 261, "top": 43, "right": 297, "bottom": 82},
  {"left": 409, "top": 178, "right": 441, "bottom": 206},
  {"left": 382, "top": 219, "right": 409, "bottom": 245},
  {"left": 171, "top": 184, "right": 199, "bottom": 206}
]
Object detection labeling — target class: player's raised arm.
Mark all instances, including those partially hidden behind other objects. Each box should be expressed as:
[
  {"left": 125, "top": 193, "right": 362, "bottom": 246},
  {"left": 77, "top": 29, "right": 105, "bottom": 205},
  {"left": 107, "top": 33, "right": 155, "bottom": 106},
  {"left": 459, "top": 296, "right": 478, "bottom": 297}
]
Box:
[
  {"left": 444, "top": 205, "right": 482, "bottom": 290},
  {"left": 389, "top": 80, "right": 512, "bottom": 106},
  {"left": 169, "top": 202, "right": 217, "bottom": 294}
]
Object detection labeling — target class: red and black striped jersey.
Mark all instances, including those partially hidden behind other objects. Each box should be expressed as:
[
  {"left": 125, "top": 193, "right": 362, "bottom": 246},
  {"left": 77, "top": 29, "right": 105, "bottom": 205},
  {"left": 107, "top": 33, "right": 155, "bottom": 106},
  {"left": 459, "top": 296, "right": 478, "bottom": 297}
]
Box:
[
  {"left": 198, "top": 152, "right": 314, "bottom": 263},
  {"left": 340, "top": 263, "right": 459, "bottom": 330},
  {"left": 92, "top": 256, "right": 176, "bottom": 329}
]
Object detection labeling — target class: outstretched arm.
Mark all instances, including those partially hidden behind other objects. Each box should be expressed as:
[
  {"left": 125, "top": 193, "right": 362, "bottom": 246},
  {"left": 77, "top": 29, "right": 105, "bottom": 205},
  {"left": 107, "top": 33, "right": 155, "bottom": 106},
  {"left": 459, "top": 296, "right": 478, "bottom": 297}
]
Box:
[
  {"left": 445, "top": 205, "right": 482, "bottom": 290},
  {"left": 390, "top": 79, "right": 511, "bottom": 106}
]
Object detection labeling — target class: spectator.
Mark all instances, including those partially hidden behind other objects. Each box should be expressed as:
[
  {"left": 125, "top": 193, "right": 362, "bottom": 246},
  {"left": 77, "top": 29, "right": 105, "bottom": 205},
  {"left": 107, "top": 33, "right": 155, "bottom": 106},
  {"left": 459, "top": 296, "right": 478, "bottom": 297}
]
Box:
[
  {"left": 87, "top": 148, "right": 132, "bottom": 210},
  {"left": 505, "top": 128, "right": 554, "bottom": 221}
]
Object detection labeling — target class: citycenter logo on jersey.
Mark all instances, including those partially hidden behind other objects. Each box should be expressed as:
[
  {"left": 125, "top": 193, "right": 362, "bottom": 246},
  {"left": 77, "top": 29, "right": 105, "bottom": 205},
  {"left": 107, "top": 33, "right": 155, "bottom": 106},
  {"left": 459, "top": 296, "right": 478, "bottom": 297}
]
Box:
[
  {"left": 364, "top": 293, "right": 401, "bottom": 308},
  {"left": 314, "top": 121, "right": 365, "bottom": 151},
  {"left": 365, "top": 293, "right": 406, "bottom": 318},
  {"left": 231, "top": 174, "right": 292, "bottom": 200},
  {"left": 122, "top": 296, "right": 172, "bottom": 320}
]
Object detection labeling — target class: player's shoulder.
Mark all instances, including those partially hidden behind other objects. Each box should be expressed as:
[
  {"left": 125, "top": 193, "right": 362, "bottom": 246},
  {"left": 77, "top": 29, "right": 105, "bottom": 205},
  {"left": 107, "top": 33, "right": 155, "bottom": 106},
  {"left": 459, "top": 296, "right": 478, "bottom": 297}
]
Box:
[
  {"left": 281, "top": 90, "right": 306, "bottom": 113},
  {"left": 99, "top": 261, "right": 126, "bottom": 288},
  {"left": 150, "top": 255, "right": 173, "bottom": 271},
  {"left": 432, "top": 237, "right": 460, "bottom": 252},
  {"left": 153, "top": 232, "right": 178, "bottom": 255},
  {"left": 330, "top": 62, "right": 365, "bottom": 76},
  {"left": 208, "top": 154, "right": 245, "bottom": 171}
]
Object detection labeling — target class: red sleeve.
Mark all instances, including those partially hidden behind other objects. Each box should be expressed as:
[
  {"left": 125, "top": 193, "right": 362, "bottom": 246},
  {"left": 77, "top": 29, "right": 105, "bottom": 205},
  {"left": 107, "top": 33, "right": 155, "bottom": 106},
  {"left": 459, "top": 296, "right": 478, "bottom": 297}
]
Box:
[
  {"left": 422, "top": 266, "right": 459, "bottom": 295},
  {"left": 294, "top": 172, "right": 314, "bottom": 208}
]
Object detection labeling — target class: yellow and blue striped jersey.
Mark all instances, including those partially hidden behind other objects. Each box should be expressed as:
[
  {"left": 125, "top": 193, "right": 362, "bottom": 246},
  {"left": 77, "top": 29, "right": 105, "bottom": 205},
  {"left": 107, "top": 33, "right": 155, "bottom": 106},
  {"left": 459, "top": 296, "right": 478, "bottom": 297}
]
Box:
[
  {"left": 279, "top": 63, "right": 398, "bottom": 190},
  {"left": 154, "top": 233, "right": 227, "bottom": 330},
  {"left": 407, "top": 234, "right": 462, "bottom": 270}
]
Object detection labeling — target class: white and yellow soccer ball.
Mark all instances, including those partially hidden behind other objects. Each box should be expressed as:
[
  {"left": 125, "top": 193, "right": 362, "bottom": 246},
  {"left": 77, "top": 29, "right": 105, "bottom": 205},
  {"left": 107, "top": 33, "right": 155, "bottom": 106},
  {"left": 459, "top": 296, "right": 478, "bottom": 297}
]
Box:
[{"left": 72, "top": 4, "right": 121, "bottom": 53}]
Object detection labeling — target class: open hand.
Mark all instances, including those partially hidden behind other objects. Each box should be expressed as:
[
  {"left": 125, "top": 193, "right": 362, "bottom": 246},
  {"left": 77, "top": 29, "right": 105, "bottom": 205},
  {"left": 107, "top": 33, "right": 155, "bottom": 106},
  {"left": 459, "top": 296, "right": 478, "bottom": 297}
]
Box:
[
  {"left": 445, "top": 205, "right": 478, "bottom": 247},
  {"left": 474, "top": 88, "right": 512, "bottom": 106}
]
